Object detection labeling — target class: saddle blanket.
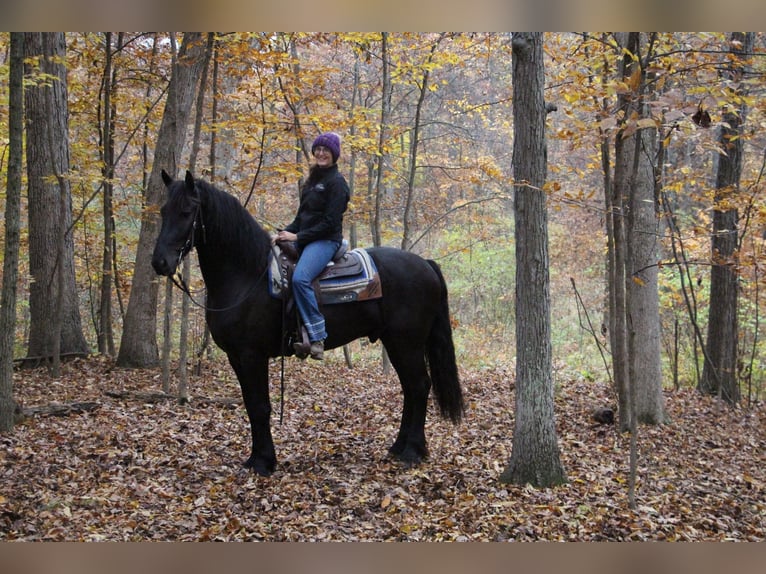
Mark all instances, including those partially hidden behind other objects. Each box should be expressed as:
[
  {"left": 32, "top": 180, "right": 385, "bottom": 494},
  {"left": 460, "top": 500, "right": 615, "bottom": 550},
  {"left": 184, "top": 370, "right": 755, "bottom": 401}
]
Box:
[{"left": 269, "top": 246, "right": 382, "bottom": 305}]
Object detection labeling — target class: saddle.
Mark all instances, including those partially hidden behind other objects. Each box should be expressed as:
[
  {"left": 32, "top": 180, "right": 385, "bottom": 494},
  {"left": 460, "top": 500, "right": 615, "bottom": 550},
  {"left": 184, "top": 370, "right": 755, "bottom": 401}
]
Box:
[
  {"left": 275, "top": 239, "right": 359, "bottom": 281},
  {"left": 269, "top": 240, "right": 382, "bottom": 356},
  {"left": 270, "top": 239, "right": 382, "bottom": 301}
]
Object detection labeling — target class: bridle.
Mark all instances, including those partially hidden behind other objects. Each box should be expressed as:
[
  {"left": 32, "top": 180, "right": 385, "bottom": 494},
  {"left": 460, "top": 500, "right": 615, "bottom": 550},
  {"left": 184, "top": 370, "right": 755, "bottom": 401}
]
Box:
[
  {"left": 169, "top": 198, "right": 206, "bottom": 304},
  {"left": 169, "top": 201, "right": 271, "bottom": 313},
  {"left": 178, "top": 199, "right": 205, "bottom": 265}
]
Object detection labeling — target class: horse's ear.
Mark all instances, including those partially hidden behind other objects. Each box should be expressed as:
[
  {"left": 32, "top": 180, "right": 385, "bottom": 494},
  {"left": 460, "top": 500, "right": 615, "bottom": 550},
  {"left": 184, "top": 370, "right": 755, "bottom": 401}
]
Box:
[
  {"left": 161, "top": 169, "right": 173, "bottom": 187},
  {"left": 185, "top": 170, "right": 195, "bottom": 190}
]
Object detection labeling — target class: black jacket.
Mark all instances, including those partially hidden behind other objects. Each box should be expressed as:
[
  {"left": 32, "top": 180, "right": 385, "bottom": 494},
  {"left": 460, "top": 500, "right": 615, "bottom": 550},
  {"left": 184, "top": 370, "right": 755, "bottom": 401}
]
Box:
[{"left": 283, "top": 164, "right": 350, "bottom": 249}]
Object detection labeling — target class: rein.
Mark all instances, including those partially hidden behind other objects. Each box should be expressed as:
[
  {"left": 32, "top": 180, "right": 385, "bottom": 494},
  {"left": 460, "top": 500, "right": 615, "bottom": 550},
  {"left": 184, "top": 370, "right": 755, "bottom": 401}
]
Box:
[
  {"left": 168, "top": 195, "right": 289, "bottom": 424},
  {"left": 170, "top": 260, "right": 270, "bottom": 314}
]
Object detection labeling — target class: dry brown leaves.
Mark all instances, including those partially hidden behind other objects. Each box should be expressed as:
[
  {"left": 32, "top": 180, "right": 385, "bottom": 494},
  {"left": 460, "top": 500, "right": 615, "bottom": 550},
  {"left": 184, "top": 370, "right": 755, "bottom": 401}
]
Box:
[{"left": 1, "top": 352, "right": 764, "bottom": 541}]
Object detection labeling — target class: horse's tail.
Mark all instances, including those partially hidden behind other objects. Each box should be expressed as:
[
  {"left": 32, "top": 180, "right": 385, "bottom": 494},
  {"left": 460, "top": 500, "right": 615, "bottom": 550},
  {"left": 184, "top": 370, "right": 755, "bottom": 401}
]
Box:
[{"left": 426, "top": 259, "right": 465, "bottom": 424}]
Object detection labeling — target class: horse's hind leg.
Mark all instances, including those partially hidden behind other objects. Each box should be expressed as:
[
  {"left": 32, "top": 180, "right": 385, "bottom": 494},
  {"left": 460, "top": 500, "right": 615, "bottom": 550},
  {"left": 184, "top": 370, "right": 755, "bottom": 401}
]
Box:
[{"left": 383, "top": 339, "right": 431, "bottom": 464}]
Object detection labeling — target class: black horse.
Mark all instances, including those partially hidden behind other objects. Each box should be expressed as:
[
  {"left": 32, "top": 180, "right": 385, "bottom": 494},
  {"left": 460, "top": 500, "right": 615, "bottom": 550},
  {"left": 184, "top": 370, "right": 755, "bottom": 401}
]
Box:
[{"left": 151, "top": 170, "right": 465, "bottom": 476}]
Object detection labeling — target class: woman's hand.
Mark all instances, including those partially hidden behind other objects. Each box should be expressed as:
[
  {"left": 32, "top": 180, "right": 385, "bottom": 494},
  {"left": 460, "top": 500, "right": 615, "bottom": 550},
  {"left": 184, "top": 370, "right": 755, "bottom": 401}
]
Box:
[{"left": 272, "top": 230, "right": 298, "bottom": 245}]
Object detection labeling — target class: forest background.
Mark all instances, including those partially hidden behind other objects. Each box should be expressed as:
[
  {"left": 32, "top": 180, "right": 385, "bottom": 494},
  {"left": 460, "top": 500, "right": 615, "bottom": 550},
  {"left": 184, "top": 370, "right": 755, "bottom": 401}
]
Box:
[
  {"left": 2, "top": 32, "right": 766, "bottom": 397},
  {"left": 0, "top": 32, "right": 765, "bottom": 542}
]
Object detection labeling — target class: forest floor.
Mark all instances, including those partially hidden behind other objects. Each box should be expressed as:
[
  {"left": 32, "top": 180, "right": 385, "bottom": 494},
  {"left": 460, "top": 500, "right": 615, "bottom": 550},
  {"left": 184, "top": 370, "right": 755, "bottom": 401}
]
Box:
[{"left": 1, "top": 351, "right": 764, "bottom": 541}]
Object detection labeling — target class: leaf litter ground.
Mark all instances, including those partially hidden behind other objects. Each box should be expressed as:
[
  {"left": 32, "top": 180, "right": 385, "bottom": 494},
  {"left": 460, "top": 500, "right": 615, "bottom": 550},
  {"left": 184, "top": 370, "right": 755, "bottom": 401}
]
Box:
[{"left": 1, "top": 352, "right": 764, "bottom": 541}]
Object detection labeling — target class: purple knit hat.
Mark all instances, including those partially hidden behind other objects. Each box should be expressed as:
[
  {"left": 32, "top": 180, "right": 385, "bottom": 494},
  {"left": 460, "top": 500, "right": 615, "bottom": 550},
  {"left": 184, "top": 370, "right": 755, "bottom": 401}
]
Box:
[{"left": 311, "top": 132, "right": 341, "bottom": 163}]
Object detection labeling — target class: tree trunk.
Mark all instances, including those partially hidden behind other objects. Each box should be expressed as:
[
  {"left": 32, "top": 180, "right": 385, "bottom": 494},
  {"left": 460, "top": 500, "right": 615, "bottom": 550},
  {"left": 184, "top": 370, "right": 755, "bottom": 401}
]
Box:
[
  {"left": 611, "top": 32, "right": 666, "bottom": 430},
  {"left": 597, "top": 35, "right": 623, "bottom": 413},
  {"left": 612, "top": 32, "right": 667, "bottom": 507},
  {"left": 117, "top": 32, "right": 208, "bottom": 368},
  {"left": 0, "top": 33, "right": 24, "bottom": 431},
  {"left": 161, "top": 278, "right": 174, "bottom": 394},
  {"left": 401, "top": 36, "right": 442, "bottom": 251},
  {"left": 24, "top": 32, "right": 89, "bottom": 366},
  {"left": 177, "top": 33, "right": 213, "bottom": 403},
  {"left": 628, "top": 118, "right": 665, "bottom": 424},
  {"left": 625, "top": 36, "right": 665, "bottom": 425},
  {"left": 610, "top": 33, "right": 637, "bottom": 432},
  {"left": 375, "top": 33, "right": 393, "bottom": 375},
  {"left": 372, "top": 32, "right": 391, "bottom": 248},
  {"left": 611, "top": 130, "right": 630, "bottom": 431},
  {"left": 98, "top": 31, "right": 120, "bottom": 357},
  {"left": 196, "top": 37, "right": 221, "bottom": 368},
  {"left": 700, "top": 32, "right": 754, "bottom": 405},
  {"left": 500, "top": 32, "right": 566, "bottom": 488}
]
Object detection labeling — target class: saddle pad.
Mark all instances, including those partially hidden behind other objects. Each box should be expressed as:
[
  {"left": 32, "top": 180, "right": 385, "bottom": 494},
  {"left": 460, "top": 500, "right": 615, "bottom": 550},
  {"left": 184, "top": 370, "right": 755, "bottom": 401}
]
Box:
[{"left": 269, "top": 247, "right": 382, "bottom": 304}]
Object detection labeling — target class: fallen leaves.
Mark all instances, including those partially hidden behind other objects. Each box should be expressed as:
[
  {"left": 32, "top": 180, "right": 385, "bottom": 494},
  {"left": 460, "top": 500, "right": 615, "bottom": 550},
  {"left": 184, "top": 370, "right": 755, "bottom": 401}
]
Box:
[{"left": 0, "top": 352, "right": 764, "bottom": 541}]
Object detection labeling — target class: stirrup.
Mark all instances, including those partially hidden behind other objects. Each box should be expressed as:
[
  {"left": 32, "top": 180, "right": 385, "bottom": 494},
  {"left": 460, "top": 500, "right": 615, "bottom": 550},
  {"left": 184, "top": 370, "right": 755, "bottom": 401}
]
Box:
[{"left": 293, "top": 325, "right": 311, "bottom": 359}]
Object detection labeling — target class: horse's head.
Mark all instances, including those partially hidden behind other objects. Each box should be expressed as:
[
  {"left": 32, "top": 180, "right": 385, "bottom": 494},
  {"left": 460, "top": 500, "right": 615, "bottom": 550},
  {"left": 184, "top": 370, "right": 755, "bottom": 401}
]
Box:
[{"left": 151, "top": 169, "right": 201, "bottom": 277}]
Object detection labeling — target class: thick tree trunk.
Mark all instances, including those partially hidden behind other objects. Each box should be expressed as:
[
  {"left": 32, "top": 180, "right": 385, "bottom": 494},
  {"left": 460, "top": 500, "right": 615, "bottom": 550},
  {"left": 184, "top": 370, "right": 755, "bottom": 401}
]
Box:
[
  {"left": 700, "top": 32, "right": 754, "bottom": 404},
  {"left": 117, "top": 33, "right": 208, "bottom": 368},
  {"left": 0, "top": 34, "right": 24, "bottom": 431},
  {"left": 24, "top": 32, "right": 89, "bottom": 365},
  {"left": 500, "top": 32, "right": 566, "bottom": 488}
]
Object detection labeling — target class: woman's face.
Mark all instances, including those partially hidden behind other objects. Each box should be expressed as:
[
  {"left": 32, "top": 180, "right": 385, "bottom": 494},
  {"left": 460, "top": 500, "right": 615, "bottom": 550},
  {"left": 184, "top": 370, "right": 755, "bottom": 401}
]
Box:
[{"left": 313, "top": 145, "right": 334, "bottom": 167}]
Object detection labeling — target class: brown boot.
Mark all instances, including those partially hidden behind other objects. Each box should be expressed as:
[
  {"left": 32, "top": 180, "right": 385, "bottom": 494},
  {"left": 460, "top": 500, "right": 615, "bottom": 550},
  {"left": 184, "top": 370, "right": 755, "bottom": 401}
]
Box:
[{"left": 309, "top": 340, "right": 324, "bottom": 361}]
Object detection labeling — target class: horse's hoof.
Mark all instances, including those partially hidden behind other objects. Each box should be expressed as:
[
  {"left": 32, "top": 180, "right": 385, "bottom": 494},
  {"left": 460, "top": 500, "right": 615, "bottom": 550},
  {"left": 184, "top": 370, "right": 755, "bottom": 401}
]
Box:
[
  {"left": 243, "top": 456, "right": 275, "bottom": 477},
  {"left": 392, "top": 445, "right": 428, "bottom": 467}
]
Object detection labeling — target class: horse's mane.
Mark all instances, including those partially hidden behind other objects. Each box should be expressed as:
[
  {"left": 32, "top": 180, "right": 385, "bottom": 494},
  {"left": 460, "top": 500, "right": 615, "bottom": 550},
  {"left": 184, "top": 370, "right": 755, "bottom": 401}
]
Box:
[{"left": 195, "top": 178, "right": 271, "bottom": 271}]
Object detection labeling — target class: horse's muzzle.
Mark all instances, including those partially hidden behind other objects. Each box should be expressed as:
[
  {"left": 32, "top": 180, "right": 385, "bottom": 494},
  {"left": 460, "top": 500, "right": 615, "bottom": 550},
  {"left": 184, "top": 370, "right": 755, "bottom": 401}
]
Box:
[{"left": 151, "top": 253, "right": 175, "bottom": 277}]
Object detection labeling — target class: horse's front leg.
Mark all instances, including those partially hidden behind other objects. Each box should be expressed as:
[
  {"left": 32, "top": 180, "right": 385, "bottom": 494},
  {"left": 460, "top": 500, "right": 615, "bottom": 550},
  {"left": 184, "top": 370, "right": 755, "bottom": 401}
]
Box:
[{"left": 229, "top": 352, "right": 276, "bottom": 476}]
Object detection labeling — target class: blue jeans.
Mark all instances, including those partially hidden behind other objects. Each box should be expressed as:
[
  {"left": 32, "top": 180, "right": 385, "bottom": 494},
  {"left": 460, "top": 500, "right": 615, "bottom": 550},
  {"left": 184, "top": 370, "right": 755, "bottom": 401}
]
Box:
[{"left": 292, "top": 239, "right": 339, "bottom": 342}]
